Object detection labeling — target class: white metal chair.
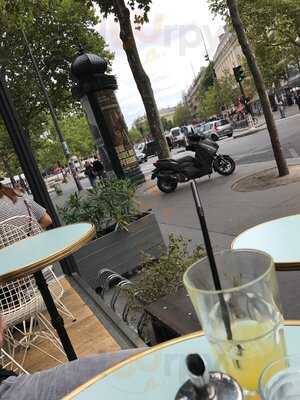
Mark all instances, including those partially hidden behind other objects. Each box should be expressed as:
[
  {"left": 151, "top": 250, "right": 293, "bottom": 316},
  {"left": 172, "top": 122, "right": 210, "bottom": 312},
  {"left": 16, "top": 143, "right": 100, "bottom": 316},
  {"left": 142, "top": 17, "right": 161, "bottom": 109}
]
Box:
[
  {"left": 0, "top": 216, "right": 75, "bottom": 368},
  {"left": 0, "top": 348, "right": 28, "bottom": 375}
]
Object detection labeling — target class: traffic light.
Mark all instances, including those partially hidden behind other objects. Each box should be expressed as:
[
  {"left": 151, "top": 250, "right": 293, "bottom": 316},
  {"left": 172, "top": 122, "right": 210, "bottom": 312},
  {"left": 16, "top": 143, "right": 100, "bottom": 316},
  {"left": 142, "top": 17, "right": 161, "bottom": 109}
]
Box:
[
  {"left": 205, "top": 53, "right": 210, "bottom": 62},
  {"left": 233, "top": 65, "right": 245, "bottom": 83}
]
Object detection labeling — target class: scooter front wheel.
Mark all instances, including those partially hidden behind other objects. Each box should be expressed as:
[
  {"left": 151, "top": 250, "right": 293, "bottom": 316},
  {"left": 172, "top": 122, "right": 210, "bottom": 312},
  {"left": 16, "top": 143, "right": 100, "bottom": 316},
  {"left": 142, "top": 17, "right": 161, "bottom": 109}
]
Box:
[
  {"left": 213, "top": 155, "right": 236, "bottom": 176},
  {"left": 157, "top": 177, "right": 178, "bottom": 193}
]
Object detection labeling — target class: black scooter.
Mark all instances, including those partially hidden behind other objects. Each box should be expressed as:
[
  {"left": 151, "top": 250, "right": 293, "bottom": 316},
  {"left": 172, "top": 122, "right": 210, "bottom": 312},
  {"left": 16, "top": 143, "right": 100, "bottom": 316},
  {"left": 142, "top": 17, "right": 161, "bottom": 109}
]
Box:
[{"left": 151, "top": 134, "right": 236, "bottom": 193}]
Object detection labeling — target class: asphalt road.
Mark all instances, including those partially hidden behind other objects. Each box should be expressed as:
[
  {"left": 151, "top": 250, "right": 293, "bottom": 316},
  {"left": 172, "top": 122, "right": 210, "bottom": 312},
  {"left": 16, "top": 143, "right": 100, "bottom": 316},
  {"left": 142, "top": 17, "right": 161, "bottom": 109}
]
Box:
[
  {"left": 140, "top": 112, "right": 300, "bottom": 178},
  {"left": 52, "top": 110, "right": 300, "bottom": 205}
]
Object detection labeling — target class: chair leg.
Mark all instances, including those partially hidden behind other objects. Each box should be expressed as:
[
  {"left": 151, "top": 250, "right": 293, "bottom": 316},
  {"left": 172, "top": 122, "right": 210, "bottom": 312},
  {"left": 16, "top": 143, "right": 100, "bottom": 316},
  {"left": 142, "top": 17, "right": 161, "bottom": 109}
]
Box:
[
  {"left": 53, "top": 298, "right": 76, "bottom": 322},
  {"left": 4, "top": 313, "right": 66, "bottom": 369},
  {"left": 0, "top": 348, "right": 29, "bottom": 374}
]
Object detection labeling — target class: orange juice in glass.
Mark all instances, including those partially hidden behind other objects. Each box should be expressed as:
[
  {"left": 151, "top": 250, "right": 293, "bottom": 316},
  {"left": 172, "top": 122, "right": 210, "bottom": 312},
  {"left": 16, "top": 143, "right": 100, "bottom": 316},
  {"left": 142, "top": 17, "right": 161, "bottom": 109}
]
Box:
[{"left": 184, "top": 250, "right": 286, "bottom": 398}]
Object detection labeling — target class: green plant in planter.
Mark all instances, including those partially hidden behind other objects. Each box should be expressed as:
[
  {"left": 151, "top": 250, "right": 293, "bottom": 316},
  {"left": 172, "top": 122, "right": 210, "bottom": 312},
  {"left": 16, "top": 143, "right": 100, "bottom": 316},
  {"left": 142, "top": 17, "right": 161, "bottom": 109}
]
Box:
[
  {"left": 54, "top": 183, "right": 63, "bottom": 195},
  {"left": 126, "top": 234, "right": 205, "bottom": 309},
  {"left": 58, "top": 179, "right": 139, "bottom": 237}
]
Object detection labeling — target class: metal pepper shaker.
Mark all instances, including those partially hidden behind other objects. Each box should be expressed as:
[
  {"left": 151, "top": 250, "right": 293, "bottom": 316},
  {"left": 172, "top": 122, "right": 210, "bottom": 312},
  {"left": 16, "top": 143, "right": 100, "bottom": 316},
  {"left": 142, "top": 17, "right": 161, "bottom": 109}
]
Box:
[{"left": 175, "top": 354, "right": 244, "bottom": 400}]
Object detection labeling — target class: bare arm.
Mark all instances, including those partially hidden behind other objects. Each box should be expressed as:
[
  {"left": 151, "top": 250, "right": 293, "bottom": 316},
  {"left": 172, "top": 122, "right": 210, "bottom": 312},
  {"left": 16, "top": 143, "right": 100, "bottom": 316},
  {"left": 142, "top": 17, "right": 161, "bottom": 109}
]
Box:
[{"left": 39, "top": 212, "right": 52, "bottom": 229}]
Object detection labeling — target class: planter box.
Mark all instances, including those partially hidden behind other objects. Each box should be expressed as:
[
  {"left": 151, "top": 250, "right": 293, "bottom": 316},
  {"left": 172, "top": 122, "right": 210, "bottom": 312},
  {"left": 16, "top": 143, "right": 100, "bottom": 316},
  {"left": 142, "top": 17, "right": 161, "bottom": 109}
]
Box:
[{"left": 73, "top": 213, "right": 165, "bottom": 289}]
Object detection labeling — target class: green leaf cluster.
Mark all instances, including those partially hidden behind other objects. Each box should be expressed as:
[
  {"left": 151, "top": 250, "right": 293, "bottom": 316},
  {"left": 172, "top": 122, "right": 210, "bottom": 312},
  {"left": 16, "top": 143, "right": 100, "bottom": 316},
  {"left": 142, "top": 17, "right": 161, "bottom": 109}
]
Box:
[
  {"left": 125, "top": 235, "right": 205, "bottom": 308},
  {"left": 58, "top": 179, "right": 139, "bottom": 235},
  {"left": 173, "top": 104, "right": 193, "bottom": 127},
  {"left": 95, "top": 0, "right": 152, "bottom": 27},
  {"left": 197, "top": 73, "right": 240, "bottom": 119},
  {"left": 0, "top": 0, "right": 112, "bottom": 176},
  {"left": 208, "top": 0, "right": 300, "bottom": 87},
  {"left": 36, "top": 114, "right": 94, "bottom": 170}
]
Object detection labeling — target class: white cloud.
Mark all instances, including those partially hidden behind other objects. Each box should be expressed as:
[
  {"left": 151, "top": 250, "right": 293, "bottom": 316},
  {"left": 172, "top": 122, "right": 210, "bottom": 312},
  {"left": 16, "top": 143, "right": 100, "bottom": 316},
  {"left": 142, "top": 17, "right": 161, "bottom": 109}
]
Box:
[{"left": 97, "top": 0, "right": 223, "bottom": 127}]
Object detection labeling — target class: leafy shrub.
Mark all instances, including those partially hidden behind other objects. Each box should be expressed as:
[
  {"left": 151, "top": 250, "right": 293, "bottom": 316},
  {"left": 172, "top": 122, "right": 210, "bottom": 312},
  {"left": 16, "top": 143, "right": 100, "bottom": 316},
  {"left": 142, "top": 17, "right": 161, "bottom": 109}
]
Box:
[
  {"left": 58, "top": 179, "right": 139, "bottom": 237},
  {"left": 126, "top": 234, "right": 205, "bottom": 308}
]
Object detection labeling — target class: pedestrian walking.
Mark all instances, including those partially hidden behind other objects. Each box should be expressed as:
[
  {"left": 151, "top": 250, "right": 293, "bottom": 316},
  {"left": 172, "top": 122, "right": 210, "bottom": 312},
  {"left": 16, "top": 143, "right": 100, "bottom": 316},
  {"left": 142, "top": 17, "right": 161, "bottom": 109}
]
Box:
[
  {"left": 84, "top": 160, "right": 97, "bottom": 187},
  {"left": 93, "top": 155, "right": 105, "bottom": 180},
  {"left": 277, "top": 100, "right": 286, "bottom": 119},
  {"left": 295, "top": 93, "right": 300, "bottom": 111}
]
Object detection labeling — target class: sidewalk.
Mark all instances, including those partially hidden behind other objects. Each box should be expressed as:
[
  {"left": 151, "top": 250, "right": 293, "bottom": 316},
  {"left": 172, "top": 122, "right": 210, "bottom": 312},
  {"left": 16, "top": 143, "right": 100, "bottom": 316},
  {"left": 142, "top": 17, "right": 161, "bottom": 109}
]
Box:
[
  {"left": 233, "top": 104, "right": 300, "bottom": 138},
  {"left": 233, "top": 122, "right": 266, "bottom": 138},
  {"left": 137, "top": 158, "right": 300, "bottom": 319},
  {"left": 18, "top": 278, "right": 119, "bottom": 372}
]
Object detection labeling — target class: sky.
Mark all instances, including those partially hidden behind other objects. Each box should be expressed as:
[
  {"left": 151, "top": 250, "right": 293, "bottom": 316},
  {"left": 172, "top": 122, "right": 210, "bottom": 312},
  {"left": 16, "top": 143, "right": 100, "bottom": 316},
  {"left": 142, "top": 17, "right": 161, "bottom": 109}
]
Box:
[{"left": 97, "top": 1, "right": 224, "bottom": 127}]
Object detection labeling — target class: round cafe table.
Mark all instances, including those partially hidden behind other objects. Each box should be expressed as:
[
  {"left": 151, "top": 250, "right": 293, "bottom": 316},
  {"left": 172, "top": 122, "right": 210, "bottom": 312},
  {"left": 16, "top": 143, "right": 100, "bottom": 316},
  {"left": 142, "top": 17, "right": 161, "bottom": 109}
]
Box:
[
  {"left": 232, "top": 214, "right": 300, "bottom": 270},
  {"left": 63, "top": 321, "right": 300, "bottom": 399},
  {"left": 0, "top": 223, "right": 95, "bottom": 361}
]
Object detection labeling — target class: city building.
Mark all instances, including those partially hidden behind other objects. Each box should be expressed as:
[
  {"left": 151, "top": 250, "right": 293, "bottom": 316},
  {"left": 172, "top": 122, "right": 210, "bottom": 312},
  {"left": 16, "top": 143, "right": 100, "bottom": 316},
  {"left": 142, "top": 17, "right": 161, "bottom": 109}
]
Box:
[
  {"left": 159, "top": 106, "right": 176, "bottom": 122},
  {"left": 134, "top": 106, "right": 176, "bottom": 127},
  {"left": 213, "top": 27, "right": 244, "bottom": 81},
  {"left": 184, "top": 67, "right": 206, "bottom": 116}
]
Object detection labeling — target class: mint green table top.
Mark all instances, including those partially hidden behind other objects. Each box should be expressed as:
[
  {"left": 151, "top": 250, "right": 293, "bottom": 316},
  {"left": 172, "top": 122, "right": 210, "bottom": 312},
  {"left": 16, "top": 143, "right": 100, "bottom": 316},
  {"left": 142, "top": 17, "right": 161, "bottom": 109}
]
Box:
[
  {"left": 0, "top": 223, "right": 95, "bottom": 282},
  {"left": 64, "top": 324, "right": 300, "bottom": 399},
  {"left": 232, "top": 215, "right": 300, "bottom": 270}
]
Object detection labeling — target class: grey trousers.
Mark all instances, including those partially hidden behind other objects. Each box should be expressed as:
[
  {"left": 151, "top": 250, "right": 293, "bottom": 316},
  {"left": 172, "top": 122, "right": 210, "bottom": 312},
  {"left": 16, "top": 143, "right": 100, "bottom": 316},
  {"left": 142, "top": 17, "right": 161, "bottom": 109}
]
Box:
[{"left": 0, "top": 349, "right": 141, "bottom": 400}]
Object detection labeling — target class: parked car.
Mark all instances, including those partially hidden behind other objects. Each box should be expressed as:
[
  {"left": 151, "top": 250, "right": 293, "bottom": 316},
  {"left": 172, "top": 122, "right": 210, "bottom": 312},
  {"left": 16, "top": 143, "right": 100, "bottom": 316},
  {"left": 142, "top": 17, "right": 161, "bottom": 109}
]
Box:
[
  {"left": 135, "top": 149, "right": 148, "bottom": 163},
  {"left": 135, "top": 141, "right": 158, "bottom": 157},
  {"left": 170, "top": 127, "right": 187, "bottom": 147},
  {"left": 180, "top": 125, "right": 194, "bottom": 136},
  {"left": 194, "top": 123, "right": 205, "bottom": 135},
  {"left": 203, "top": 119, "right": 233, "bottom": 141}
]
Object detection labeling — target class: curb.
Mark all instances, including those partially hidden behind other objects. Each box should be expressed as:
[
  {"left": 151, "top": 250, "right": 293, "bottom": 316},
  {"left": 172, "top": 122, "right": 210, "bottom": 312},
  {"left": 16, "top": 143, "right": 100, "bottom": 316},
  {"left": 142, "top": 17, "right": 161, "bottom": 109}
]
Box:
[{"left": 233, "top": 124, "right": 266, "bottom": 139}]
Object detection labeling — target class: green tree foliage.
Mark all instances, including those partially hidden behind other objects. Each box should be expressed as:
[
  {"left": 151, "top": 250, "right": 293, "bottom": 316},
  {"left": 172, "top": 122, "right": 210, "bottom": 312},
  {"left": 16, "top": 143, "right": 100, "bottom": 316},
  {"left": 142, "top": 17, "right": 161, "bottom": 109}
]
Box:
[
  {"left": 198, "top": 74, "right": 240, "bottom": 119},
  {"left": 128, "top": 126, "right": 143, "bottom": 143},
  {"left": 1, "top": 0, "right": 112, "bottom": 130},
  {"left": 36, "top": 113, "right": 94, "bottom": 171},
  {"left": 160, "top": 117, "right": 173, "bottom": 131},
  {"left": 199, "top": 63, "right": 215, "bottom": 93},
  {"left": 0, "top": 125, "right": 21, "bottom": 178},
  {"left": 198, "top": 86, "right": 219, "bottom": 120},
  {"left": 219, "top": 73, "right": 240, "bottom": 107},
  {"left": 173, "top": 104, "right": 193, "bottom": 127},
  {"left": 0, "top": 0, "right": 112, "bottom": 177},
  {"left": 208, "top": 0, "right": 300, "bottom": 87},
  {"left": 134, "top": 118, "right": 150, "bottom": 138}
]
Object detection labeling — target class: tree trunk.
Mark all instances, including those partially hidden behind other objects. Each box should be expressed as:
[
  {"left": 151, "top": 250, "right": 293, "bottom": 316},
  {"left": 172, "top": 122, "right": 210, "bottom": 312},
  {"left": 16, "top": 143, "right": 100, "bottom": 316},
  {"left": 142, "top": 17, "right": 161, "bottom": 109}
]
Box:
[
  {"left": 112, "top": 0, "right": 170, "bottom": 159},
  {"left": 226, "top": 0, "right": 289, "bottom": 177}
]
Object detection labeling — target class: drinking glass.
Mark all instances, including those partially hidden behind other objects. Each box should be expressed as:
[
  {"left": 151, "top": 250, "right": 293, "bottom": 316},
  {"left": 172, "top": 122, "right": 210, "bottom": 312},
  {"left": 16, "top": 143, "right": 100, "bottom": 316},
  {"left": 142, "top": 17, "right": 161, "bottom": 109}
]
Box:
[
  {"left": 183, "top": 249, "right": 286, "bottom": 397},
  {"left": 259, "top": 356, "right": 300, "bottom": 399}
]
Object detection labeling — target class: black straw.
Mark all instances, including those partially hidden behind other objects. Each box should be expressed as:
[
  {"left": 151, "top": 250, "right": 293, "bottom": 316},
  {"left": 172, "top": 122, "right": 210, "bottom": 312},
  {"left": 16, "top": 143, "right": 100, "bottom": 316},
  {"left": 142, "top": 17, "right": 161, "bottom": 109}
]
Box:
[{"left": 191, "top": 180, "right": 233, "bottom": 341}]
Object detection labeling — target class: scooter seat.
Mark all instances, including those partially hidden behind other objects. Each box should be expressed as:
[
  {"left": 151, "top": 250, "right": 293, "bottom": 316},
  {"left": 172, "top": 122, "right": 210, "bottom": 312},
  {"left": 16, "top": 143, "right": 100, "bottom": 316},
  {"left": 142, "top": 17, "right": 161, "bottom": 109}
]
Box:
[{"left": 176, "top": 156, "right": 195, "bottom": 164}]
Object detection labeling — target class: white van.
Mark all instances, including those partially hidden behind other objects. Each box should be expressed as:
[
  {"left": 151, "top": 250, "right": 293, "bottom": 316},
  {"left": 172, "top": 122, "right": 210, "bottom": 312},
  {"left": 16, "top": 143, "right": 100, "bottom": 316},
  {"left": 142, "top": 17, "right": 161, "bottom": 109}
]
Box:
[{"left": 170, "top": 127, "right": 187, "bottom": 147}]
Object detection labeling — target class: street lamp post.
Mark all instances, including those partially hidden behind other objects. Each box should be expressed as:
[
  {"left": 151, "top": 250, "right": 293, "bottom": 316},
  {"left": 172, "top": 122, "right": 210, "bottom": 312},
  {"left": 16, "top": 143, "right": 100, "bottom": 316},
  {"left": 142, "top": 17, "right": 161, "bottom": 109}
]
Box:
[{"left": 21, "top": 30, "right": 83, "bottom": 191}]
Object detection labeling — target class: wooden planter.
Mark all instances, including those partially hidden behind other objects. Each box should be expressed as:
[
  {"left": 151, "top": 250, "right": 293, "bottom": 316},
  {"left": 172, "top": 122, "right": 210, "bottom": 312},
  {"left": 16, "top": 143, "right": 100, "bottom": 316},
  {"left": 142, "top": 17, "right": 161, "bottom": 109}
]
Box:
[{"left": 73, "top": 213, "right": 165, "bottom": 289}]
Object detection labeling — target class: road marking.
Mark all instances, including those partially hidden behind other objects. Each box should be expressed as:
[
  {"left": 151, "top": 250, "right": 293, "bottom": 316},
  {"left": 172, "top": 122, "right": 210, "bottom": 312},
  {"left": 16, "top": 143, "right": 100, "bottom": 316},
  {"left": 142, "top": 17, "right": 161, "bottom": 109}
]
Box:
[
  {"left": 235, "top": 149, "right": 270, "bottom": 161},
  {"left": 288, "top": 147, "right": 299, "bottom": 158}
]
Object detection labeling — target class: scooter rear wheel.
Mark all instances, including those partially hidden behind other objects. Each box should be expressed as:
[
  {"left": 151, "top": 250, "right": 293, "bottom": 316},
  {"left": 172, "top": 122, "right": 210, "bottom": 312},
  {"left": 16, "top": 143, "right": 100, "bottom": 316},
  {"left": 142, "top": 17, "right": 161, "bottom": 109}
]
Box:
[{"left": 157, "top": 177, "right": 178, "bottom": 193}]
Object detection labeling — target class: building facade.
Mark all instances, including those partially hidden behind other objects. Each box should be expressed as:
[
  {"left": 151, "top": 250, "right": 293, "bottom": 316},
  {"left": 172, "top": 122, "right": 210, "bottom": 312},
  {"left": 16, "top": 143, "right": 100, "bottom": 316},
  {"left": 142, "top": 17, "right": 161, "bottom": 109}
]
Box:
[
  {"left": 134, "top": 106, "right": 176, "bottom": 127},
  {"left": 213, "top": 28, "right": 244, "bottom": 81},
  {"left": 184, "top": 68, "right": 206, "bottom": 116}
]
